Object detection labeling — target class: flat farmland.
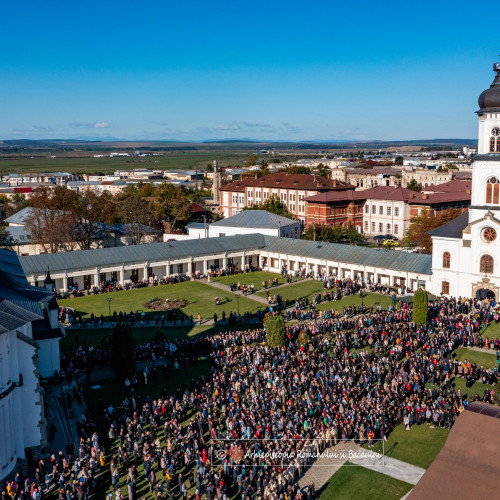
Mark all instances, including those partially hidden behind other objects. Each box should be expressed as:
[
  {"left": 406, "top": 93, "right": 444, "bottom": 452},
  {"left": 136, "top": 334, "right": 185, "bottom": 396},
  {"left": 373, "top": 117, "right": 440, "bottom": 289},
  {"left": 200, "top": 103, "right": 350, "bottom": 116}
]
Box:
[{"left": 0, "top": 151, "right": 249, "bottom": 174}]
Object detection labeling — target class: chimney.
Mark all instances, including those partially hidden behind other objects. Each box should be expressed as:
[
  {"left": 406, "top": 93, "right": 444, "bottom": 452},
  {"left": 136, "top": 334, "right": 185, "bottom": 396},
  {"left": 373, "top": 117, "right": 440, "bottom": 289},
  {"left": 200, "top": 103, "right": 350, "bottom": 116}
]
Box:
[
  {"left": 333, "top": 179, "right": 337, "bottom": 187},
  {"left": 421, "top": 194, "right": 428, "bottom": 200}
]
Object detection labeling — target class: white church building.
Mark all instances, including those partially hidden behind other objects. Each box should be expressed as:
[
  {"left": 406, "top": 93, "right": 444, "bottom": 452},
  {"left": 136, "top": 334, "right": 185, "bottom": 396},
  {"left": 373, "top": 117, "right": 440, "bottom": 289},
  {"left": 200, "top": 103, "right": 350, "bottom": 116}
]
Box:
[
  {"left": 431, "top": 62, "right": 500, "bottom": 299},
  {"left": 0, "top": 249, "right": 64, "bottom": 480}
]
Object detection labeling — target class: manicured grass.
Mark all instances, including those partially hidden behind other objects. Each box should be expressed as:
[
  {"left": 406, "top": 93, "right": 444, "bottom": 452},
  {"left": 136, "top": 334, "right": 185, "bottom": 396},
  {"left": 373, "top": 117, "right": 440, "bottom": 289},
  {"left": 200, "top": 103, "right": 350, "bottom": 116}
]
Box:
[
  {"left": 212, "top": 270, "right": 291, "bottom": 291},
  {"left": 257, "top": 279, "right": 324, "bottom": 303},
  {"left": 316, "top": 292, "right": 393, "bottom": 313},
  {"left": 60, "top": 323, "right": 262, "bottom": 352},
  {"left": 318, "top": 462, "right": 413, "bottom": 500},
  {"left": 481, "top": 321, "right": 500, "bottom": 340},
  {"left": 453, "top": 346, "right": 499, "bottom": 369},
  {"left": 450, "top": 376, "right": 494, "bottom": 398},
  {"left": 58, "top": 281, "right": 265, "bottom": 321},
  {"left": 369, "top": 423, "right": 449, "bottom": 469}
]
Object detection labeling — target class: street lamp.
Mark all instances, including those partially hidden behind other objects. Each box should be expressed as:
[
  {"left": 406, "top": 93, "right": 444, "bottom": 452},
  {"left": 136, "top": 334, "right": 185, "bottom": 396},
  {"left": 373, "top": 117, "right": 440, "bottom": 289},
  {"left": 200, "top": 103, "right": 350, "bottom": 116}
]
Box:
[
  {"left": 235, "top": 293, "right": 240, "bottom": 317},
  {"left": 106, "top": 297, "right": 113, "bottom": 322}
]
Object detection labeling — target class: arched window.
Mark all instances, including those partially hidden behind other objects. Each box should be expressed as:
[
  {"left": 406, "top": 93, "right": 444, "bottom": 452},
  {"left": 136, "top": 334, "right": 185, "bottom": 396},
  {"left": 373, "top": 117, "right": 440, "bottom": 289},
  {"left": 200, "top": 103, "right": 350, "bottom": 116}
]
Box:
[
  {"left": 442, "top": 252, "right": 451, "bottom": 268},
  {"left": 490, "top": 135, "right": 500, "bottom": 152},
  {"left": 480, "top": 255, "right": 494, "bottom": 274},
  {"left": 486, "top": 177, "right": 500, "bottom": 204},
  {"left": 441, "top": 281, "right": 450, "bottom": 295}
]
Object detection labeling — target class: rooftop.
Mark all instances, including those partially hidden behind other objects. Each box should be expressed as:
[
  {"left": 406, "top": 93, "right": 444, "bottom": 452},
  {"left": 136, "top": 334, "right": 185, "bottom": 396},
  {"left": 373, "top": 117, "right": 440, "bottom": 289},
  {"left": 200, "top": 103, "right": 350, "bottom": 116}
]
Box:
[
  {"left": 428, "top": 212, "right": 469, "bottom": 239},
  {"left": 211, "top": 210, "right": 297, "bottom": 229},
  {"left": 220, "top": 173, "right": 354, "bottom": 192}
]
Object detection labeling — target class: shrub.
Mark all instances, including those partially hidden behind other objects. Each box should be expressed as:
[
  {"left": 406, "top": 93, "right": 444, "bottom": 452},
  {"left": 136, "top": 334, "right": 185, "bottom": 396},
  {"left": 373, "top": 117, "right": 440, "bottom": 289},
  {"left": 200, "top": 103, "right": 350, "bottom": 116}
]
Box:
[
  {"left": 413, "top": 289, "right": 428, "bottom": 326},
  {"left": 265, "top": 314, "right": 287, "bottom": 347},
  {"left": 111, "top": 323, "right": 136, "bottom": 380},
  {"left": 152, "top": 328, "right": 166, "bottom": 343}
]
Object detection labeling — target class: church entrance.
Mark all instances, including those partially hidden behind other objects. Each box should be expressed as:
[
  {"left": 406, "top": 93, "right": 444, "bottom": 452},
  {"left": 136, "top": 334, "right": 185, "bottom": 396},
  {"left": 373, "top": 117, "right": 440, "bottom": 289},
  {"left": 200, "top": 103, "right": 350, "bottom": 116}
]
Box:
[{"left": 475, "top": 288, "right": 496, "bottom": 300}]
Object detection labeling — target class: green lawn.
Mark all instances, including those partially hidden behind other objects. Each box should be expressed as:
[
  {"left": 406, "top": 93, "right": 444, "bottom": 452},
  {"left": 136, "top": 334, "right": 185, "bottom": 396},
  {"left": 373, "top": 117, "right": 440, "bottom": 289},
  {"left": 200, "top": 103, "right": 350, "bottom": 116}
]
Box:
[
  {"left": 60, "top": 323, "right": 261, "bottom": 352},
  {"left": 58, "top": 281, "right": 265, "bottom": 321},
  {"left": 453, "top": 346, "right": 499, "bottom": 369},
  {"left": 318, "top": 462, "right": 413, "bottom": 500},
  {"left": 316, "top": 292, "right": 393, "bottom": 313},
  {"left": 368, "top": 423, "right": 449, "bottom": 469},
  {"left": 449, "top": 376, "right": 495, "bottom": 398},
  {"left": 212, "top": 270, "right": 293, "bottom": 291},
  {"left": 481, "top": 321, "right": 500, "bottom": 340},
  {"left": 257, "top": 279, "right": 324, "bottom": 303}
]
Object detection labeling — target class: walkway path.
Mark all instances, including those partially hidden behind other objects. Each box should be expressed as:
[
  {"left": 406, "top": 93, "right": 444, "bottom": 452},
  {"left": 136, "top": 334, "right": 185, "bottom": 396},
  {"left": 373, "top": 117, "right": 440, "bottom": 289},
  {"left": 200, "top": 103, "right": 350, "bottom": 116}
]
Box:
[
  {"left": 202, "top": 279, "right": 270, "bottom": 305},
  {"left": 298, "top": 441, "right": 425, "bottom": 491},
  {"left": 467, "top": 346, "right": 499, "bottom": 354}
]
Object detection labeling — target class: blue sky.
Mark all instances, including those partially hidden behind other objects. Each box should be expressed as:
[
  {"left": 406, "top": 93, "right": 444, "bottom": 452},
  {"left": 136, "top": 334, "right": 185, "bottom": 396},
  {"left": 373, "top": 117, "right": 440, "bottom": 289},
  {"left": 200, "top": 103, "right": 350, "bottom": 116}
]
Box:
[{"left": 1, "top": 0, "right": 498, "bottom": 141}]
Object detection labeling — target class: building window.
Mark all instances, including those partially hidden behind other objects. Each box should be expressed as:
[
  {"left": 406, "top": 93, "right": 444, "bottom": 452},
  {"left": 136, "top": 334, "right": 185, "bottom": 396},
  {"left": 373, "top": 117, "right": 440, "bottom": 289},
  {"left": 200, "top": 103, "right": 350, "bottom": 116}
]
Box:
[
  {"left": 365, "top": 205, "right": 369, "bottom": 214},
  {"left": 371, "top": 222, "right": 375, "bottom": 232},
  {"left": 379, "top": 206, "right": 383, "bottom": 215},
  {"left": 394, "top": 224, "right": 399, "bottom": 234},
  {"left": 386, "top": 223, "right": 391, "bottom": 233},
  {"left": 442, "top": 251, "right": 451, "bottom": 268},
  {"left": 486, "top": 177, "right": 500, "bottom": 204},
  {"left": 379, "top": 223, "right": 383, "bottom": 232},
  {"left": 490, "top": 132, "right": 500, "bottom": 152},
  {"left": 372, "top": 205, "right": 376, "bottom": 214},
  {"left": 480, "top": 255, "right": 494, "bottom": 273},
  {"left": 387, "top": 206, "right": 391, "bottom": 216},
  {"left": 364, "top": 221, "right": 368, "bottom": 231},
  {"left": 395, "top": 207, "right": 399, "bottom": 217},
  {"left": 442, "top": 281, "right": 450, "bottom": 295}
]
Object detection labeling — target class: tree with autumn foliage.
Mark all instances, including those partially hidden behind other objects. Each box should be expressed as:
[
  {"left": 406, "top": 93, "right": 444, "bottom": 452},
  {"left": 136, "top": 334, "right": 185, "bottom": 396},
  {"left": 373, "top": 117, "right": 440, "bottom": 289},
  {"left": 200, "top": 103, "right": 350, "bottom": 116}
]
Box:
[{"left": 403, "top": 208, "right": 463, "bottom": 254}]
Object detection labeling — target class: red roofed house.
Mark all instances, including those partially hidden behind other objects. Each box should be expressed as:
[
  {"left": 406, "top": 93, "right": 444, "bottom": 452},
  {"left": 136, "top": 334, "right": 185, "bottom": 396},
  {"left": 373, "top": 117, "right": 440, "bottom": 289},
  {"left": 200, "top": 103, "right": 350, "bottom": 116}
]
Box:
[{"left": 219, "top": 173, "right": 354, "bottom": 221}]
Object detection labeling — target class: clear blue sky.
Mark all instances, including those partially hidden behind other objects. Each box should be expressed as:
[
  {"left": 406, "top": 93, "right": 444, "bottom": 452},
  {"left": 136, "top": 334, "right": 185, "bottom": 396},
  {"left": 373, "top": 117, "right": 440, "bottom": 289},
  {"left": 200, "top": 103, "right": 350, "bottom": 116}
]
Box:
[{"left": 1, "top": 0, "right": 498, "bottom": 142}]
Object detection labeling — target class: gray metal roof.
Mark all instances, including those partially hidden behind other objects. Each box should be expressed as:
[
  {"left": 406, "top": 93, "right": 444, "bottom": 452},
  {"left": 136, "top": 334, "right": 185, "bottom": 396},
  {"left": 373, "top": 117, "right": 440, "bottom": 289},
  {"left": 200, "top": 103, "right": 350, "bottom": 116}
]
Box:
[
  {"left": 212, "top": 210, "right": 297, "bottom": 229},
  {"left": 262, "top": 236, "right": 432, "bottom": 275},
  {"left": 4, "top": 206, "right": 33, "bottom": 225},
  {"left": 19, "top": 234, "right": 268, "bottom": 274},
  {"left": 17, "top": 232, "right": 432, "bottom": 276},
  {"left": 427, "top": 212, "right": 469, "bottom": 238},
  {"left": 472, "top": 153, "right": 500, "bottom": 162}
]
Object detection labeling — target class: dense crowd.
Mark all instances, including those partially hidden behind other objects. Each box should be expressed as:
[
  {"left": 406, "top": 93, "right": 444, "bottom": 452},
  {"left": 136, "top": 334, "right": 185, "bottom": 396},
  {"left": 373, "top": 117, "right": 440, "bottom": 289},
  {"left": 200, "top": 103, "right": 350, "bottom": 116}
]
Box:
[{"left": 2, "top": 286, "right": 500, "bottom": 499}]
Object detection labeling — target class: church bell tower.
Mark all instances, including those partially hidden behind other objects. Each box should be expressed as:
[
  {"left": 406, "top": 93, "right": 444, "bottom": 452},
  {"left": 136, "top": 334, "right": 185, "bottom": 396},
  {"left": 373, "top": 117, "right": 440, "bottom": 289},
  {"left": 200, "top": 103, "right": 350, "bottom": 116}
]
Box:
[{"left": 470, "top": 62, "right": 500, "bottom": 220}]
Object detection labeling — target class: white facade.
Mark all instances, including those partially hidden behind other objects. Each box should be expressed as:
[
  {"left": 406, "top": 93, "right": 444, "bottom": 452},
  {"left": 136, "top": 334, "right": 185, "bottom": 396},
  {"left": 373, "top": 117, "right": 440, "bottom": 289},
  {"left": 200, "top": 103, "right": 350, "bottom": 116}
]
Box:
[
  {"left": 0, "top": 251, "right": 64, "bottom": 480},
  {"left": 430, "top": 63, "right": 500, "bottom": 299},
  {"left": 363, "top": 198, "right": 409, "bottom": 237}
]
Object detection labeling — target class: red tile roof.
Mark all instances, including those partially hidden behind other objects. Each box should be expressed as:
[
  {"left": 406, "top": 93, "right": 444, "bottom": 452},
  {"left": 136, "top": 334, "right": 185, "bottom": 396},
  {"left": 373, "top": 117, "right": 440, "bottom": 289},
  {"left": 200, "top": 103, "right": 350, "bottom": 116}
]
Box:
[
  {"left": 306, "top": 185, "right": 471, "bottom": 206},
  {"left": 423, "top": 180, "right": 471, "bottom": 193},
  {"left": 220, "top": 173, "right": 354, "bottom": 192}
]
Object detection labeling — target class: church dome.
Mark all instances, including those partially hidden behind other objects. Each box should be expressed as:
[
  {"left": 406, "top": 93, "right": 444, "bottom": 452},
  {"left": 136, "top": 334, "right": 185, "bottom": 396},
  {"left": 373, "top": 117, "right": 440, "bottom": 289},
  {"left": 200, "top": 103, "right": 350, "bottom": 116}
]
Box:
[{"left": 478, "top": 63, "right": 500, "bottom": 111}]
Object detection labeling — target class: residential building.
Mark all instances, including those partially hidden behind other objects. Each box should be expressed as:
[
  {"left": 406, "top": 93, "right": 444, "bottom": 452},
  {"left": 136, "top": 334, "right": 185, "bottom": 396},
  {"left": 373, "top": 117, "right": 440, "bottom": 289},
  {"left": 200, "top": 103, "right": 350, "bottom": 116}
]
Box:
[
  {"left": 219, "top": 173, "right": 354, "bottom": 220},
  {"left": 186, "top": 210, "right": 301, "bottom": 239}
]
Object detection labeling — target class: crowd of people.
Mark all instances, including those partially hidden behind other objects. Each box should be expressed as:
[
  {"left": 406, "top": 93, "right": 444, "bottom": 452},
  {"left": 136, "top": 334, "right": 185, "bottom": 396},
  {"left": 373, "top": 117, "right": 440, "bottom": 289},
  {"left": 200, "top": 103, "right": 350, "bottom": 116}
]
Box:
[{"left": 2, "top": 280, "right": 500, "bottom": 499}]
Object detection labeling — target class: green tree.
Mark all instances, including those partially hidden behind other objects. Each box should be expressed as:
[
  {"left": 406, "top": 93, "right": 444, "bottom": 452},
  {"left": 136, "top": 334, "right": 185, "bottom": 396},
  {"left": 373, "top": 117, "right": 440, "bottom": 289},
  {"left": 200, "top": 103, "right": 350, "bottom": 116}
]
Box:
[
  {"left": 346, "top": 223, "right": 364, "bottom": 244},
  {"left": 152, "top": 183, "right": 192, "bottom": 232},
  {"left": 407, "top": 179, "right": 422, "bottom": 192},
  {"left": 111, "top": 323, "right": 136, "bottom": 380},
  {"left": 265, "top": 314, "right": 287, "bottom": 347},
  {"left": 412, "top": 289, "right": 428, "bottom": 326},
  {"left": 394, "top": 156, "right": 404, "bottom": 166},
  {"left": 317, "top": 164, "right": 330, "bottom": 178},
  {"left": 286, "top": 166, "right": 311, "bottom": 175},
  {"left": 242, "top": 194, "right": 294, "bottom": 219},
  {"left": 303, "top": 223, "right": 344, "bottom": 243}
]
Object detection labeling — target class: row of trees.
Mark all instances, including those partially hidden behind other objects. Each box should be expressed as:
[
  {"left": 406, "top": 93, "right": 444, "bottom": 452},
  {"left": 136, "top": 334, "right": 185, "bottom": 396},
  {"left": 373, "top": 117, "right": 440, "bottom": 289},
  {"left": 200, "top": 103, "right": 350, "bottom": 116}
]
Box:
[
  {"left": 4, "top": 182, "right": 197, "bottom": 253},
  {"left": 303, "top": 222, "right": 364, "bottom": 245}
]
